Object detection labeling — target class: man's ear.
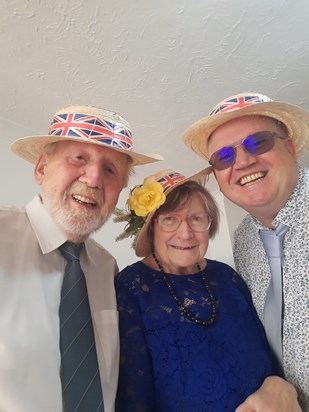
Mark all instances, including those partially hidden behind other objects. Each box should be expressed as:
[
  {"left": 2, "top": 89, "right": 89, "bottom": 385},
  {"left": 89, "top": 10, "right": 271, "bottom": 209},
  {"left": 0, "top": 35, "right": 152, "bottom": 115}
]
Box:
[
  {"left": 34, "top": 153, "right": 48, "bottom": 185},
  {"left": 285, "top": 138, "right": 298, "bottom": 161},
  {"left": 212, "top": 169, "right": 223, "bottom": 192}
]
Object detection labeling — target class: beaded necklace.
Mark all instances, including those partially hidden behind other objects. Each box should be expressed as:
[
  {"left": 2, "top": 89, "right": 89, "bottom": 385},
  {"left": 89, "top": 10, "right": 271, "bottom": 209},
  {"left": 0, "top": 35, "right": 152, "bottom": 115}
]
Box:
[{"left": 151, "top": 251, "right": 217, "bottom": 326}]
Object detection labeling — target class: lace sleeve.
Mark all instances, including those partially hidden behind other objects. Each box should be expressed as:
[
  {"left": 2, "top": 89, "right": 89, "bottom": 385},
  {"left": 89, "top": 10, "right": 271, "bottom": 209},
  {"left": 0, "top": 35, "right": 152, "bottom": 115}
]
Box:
[{"left": 115, "top": 269, "right": 155, "bottom": 412}]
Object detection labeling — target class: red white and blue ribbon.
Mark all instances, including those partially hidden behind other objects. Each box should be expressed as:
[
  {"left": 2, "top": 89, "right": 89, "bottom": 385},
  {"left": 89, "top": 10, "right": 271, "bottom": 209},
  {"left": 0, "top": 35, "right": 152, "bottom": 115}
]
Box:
[
  {"left": 48, "top": 112, "right": 133, "bottom": 150},
  {"left": 158, "top": 172, "right": 186, "bottom": 191},
  {"left": 209, "top": 93, "right": 272, "bottom": 116}
]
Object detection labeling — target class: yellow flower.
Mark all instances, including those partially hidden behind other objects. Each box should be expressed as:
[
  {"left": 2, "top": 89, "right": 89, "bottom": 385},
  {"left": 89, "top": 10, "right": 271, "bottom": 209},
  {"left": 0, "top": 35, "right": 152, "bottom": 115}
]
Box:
[{"left": 127, "top": 180, "right": 166, "bottom": 217}]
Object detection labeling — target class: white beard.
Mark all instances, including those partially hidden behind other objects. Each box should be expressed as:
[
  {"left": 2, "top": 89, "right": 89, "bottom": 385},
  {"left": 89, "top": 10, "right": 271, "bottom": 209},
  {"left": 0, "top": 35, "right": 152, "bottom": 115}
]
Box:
[{"left": 41, "top": 182, "right": 111, "bottom": 242}]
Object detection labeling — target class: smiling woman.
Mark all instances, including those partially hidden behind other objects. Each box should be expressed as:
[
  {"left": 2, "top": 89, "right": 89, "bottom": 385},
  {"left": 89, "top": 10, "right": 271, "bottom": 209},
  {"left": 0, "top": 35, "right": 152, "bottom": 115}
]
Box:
[{"left": 113, "top": 167, "right": 280, "bottom": 412}]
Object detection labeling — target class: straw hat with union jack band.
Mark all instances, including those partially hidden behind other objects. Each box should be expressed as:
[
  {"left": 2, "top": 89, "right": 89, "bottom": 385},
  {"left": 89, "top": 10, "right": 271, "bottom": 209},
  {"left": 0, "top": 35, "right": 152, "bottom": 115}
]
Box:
[
  {"left": 11, "top": 104, "right": 163, "bottom": 165},
  {"left": 114, "top": 166, "right": 212, "bottom": 257},
  {"left": 182, "top": 92, "right": 309, "bottom": 159}
]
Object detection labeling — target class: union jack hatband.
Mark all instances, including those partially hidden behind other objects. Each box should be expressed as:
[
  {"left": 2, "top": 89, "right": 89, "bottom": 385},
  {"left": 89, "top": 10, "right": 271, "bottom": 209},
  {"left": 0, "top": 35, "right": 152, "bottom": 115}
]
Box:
[
  {"left": 11, "top": 104, "right": 163, "bottom": 165},
  {"left": 114, "top": 166, "right": 212, "bottom": 257},
  {"left": 158, "top": 171, "right": 186, "bottom": 191},
  {"left": 183, "top": 91, "right": 309, "bottom": 159}
]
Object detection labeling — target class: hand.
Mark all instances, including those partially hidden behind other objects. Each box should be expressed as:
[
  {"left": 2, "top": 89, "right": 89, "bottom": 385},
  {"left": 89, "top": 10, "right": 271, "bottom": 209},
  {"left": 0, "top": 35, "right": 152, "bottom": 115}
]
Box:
[{"left": 235, "top": 376, "right": 302, "bottom": 412}]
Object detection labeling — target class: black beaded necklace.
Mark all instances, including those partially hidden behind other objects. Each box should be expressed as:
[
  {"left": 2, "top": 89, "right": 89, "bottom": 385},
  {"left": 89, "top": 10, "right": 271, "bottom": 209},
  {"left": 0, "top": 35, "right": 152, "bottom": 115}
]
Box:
[{"left": 151, "top": 251, "right": 217, "bottom": 326}]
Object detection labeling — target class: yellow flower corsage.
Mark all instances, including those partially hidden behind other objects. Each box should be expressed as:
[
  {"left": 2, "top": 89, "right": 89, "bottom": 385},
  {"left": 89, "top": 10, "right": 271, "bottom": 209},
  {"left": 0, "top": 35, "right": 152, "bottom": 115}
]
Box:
[{"left": 113, "top": 177, "right": 166, "bottom": 244}]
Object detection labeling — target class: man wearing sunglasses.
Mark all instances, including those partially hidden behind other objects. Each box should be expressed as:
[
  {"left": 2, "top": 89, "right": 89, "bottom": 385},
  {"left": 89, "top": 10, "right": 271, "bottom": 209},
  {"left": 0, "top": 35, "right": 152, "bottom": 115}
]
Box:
[{"left": 183, "top": 92, "right": 309, "bottom": 412}]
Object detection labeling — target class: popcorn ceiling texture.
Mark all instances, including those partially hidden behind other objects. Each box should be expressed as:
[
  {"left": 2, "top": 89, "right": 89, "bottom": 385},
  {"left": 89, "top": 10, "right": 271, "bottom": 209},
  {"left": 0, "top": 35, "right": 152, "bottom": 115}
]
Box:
[
  {"left": 0, "top": 0, "right": 308, "bottom": 267},
  {"left": 1, "top": 0, "right": 309, "bottom": 188}
]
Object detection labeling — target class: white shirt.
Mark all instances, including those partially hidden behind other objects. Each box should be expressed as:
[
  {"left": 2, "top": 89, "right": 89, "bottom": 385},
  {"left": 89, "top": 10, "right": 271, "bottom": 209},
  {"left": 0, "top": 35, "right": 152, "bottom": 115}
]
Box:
[{"left": 0, "top": 195, "right": 119, "bottom": 412}]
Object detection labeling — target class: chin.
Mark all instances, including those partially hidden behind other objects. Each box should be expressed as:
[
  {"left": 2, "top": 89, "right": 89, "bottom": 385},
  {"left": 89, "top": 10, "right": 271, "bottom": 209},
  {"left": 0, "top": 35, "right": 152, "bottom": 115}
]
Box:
[{"left": 55, "top": 207, "right": 110, "bottom": 239}]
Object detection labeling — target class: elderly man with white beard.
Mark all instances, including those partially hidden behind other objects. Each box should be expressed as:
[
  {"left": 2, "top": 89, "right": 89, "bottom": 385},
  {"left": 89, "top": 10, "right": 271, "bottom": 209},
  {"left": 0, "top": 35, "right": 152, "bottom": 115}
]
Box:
[{"left": 0, "top": 104, "right": 162, "bottom": 412}]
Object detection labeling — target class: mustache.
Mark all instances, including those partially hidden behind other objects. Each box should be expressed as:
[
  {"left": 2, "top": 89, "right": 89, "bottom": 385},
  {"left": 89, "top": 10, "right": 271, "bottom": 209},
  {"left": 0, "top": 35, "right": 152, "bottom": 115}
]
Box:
[{"left": 65, "top": 182, "right": 102, "bottom": 205}]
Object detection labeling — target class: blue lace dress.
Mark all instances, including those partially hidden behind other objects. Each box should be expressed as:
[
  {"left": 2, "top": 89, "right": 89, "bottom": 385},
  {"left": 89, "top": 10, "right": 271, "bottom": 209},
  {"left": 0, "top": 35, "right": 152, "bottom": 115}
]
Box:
[{"left": 115, "top": 259, "right": 279, "bottom": 412}]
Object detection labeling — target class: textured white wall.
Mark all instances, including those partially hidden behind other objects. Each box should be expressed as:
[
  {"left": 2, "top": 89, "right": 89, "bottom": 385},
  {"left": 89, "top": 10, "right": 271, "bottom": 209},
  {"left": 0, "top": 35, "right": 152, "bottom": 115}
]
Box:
[{"left": 1, "top": 0, "right": 309, "bottom": 270}]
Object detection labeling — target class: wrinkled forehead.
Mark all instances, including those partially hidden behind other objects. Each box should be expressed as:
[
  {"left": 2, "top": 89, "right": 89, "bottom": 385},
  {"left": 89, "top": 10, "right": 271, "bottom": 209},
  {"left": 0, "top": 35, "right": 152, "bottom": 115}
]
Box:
[
  {"left": 157, "top": 188, "right": 208, "bottom": 218},
  {"left": 46, "top": 139, "right": 130, "bottom": 161},
  {"left": 208, "top": 115, "right": 285, "bottom": 152}
]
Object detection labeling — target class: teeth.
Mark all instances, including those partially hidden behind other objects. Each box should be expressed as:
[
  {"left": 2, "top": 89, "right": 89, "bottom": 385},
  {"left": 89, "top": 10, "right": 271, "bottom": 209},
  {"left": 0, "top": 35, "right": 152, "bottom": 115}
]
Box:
[
  {"left": 173, "top": 246, "right": 193, "bottom": 250},
  {"left": 240, "top": 172, "right": 266, "bottom": 186},
  {"left": 73, "top": 195, "right": 96, "bottom": 205}
]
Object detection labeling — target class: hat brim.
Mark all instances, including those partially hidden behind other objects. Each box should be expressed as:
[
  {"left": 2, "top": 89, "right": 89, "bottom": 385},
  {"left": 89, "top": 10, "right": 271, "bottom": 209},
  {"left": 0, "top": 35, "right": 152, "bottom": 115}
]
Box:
[
  {"left": 134, "top": 166, "right": 213, "bottom": 257},
  {"left": 183, "top": 101, "right": 309, "bottom": 159},
  {"left": 11, "top": 135, "right": 163, "bottom": 165}
]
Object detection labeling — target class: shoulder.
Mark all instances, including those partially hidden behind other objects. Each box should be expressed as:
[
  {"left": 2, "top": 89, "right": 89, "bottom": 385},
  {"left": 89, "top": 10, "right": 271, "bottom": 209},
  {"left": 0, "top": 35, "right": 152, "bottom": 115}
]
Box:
[
  {"left": 85, "top": 237, "right": 117, "bottom": 268},
  {"left": 294, "top": 166, "right": 309, "bottom": 200},
  {"left": 299, "top": 166, "right": 309, "bottom": 195},
  {"left": 206, "top": 258, "right": 234, "bottom": 271},
  {"left": 206, "top": 258, "right": 237, "bottom": 280},
  {"left": 234, "top": 214, "right": 255, "bottom": 235},
  {"left": 0, "top": 205, "right": 29, "bottom": 236},
  {"left": 206, "top": 258, "right": 251, "bottom": 293},
  {"left": 115, "top": 261, "right": 142, "bottom": 281},
  {"left": 0, "top": 204, "right": 26, "bottom": 217},
  {"left": 301, "top": 166, "right": 309, "bottom": 178},
  {"left": 86, "top": 236, "right": 112, "bottom": 254},
  {"left": 115, "top": 261, "right": 150, "bottom": 290},
  {"left": 234, "top": 215, "right": 261, "bottom": 253}
]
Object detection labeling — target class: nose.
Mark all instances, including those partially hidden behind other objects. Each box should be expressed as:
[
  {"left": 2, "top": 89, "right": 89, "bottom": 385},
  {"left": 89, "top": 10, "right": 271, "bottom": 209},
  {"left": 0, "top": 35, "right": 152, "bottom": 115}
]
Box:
[
  {"left": 79, "top": 163, "right": 104, "bottom": 189},
  {"left": 233, "top": 145, "right": 257, "bottom": 169},
  {"left": 176, "top": 219, "right": 194, "bottom": 238}
]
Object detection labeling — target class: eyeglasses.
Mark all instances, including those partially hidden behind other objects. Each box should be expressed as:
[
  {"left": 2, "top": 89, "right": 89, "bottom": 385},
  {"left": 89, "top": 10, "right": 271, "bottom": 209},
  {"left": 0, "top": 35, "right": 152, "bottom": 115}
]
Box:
[
  {"left": 209, "top": 131, "right": 285, "bottom": 171},
  {"left": 155, "top": 213, "right": 212, "bottom": 232}
]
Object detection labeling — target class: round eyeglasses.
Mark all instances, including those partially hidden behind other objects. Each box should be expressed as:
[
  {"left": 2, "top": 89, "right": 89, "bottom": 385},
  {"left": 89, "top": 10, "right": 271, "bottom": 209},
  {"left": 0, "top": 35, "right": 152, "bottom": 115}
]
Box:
[
  {"left": 209, "top": 131, "right": 286, "bottom": 171},
  {"left": 155, "top": 213, "right": 212, "bottom": 232}
]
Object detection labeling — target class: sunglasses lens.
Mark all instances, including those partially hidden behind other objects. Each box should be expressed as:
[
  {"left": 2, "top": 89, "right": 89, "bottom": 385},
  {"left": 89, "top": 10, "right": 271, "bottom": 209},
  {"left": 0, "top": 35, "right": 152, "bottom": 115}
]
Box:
[
  {"left": 243, "top": 131, "right": 275, "bottom": 155},
  {"left": 209, "top": 146, "right": 235, "bottom": 170},
  {"left": 210, "top": 131, "right": 277, "bottom": 171}
]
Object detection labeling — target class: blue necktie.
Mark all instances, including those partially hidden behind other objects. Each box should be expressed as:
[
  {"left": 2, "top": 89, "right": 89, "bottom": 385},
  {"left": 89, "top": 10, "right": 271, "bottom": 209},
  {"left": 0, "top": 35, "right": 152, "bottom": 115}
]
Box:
[
  {"left": 59, "top": 242, "right": 104, "bottom": 412},
  {"left": 259, "top": 223, "right": 288, "bottom": 365}
]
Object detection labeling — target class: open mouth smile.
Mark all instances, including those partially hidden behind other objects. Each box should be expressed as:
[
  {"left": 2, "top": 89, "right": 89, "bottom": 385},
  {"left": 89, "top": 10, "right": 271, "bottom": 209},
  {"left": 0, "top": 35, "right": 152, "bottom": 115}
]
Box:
[
  {"left": 172, "top": 245, "right": 195, "bottom": 250},
  {"left": 239, "top": 172, "right": 266, "bottom": 186},
  {"left": 72, "top": 194, "right": 97, "bottom": 206}
]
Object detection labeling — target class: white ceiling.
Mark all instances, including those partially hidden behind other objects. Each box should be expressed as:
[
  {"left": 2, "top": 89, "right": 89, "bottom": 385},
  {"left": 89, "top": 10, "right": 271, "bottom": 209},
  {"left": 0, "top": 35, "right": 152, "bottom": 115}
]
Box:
[{"left": 1, "top": 0, "right": 309, "bottom": 196}]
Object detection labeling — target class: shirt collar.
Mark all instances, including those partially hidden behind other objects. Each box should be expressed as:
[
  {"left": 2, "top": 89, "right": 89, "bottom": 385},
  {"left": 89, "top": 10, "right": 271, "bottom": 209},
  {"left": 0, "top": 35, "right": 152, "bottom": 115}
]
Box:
[
  {"left": 26, "top": 195, "right": 67, "bottom": 254},
  {"left": 273, "top": 166, "right": 307, "bottom": 227},
  {"left": 250, "top": 166, "right": 306, "bottom": 230}
]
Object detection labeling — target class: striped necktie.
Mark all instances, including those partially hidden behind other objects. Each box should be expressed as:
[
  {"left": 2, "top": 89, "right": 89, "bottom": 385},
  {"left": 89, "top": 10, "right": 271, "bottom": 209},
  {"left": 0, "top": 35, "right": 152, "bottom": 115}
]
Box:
[
  {"left": 59, "top": 241, "right": 104, "bottom": 412},
  {"left": 259, "top": 223, "right": 288, "bottom": 365}
]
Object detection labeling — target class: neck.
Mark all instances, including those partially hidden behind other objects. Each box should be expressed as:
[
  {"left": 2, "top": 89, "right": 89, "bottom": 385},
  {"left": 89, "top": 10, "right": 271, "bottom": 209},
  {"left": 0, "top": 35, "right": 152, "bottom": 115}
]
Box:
[
  {"left": 254, "top": 215, "right": 276, "bottom": 229},
  {"left": 150, "top": 250, "right": 217, "bottom": 326},
  {"left": 244, "top": 205, "right": 280, "bottom": 229},
  {"left": 149, "top": 251, "right": 204, "bottom": 275}
]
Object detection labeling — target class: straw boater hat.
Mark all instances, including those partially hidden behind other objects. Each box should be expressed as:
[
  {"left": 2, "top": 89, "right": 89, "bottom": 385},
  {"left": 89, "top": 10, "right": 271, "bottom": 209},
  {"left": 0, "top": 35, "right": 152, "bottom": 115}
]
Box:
[
  {"left": 11, "top": 104, "right": 163, "bottom": 165},
  {"left": 182, "top": 92, "right": 309, "bottom": 160},
  {"left": 114, "top": 166, "right": 213, "bottom": 257}
]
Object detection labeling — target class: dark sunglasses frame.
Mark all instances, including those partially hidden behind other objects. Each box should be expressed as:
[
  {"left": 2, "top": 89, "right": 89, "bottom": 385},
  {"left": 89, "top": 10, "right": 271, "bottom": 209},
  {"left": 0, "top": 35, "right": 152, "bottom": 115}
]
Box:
[{"left": 209, "top": 131, "right": 286, "bottom": 171}]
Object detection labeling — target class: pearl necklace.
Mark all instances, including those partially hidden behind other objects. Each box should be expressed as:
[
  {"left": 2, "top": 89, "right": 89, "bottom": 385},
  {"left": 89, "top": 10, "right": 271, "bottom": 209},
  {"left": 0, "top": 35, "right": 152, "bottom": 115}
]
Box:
[{"left": 151, "top": 251, "right": 217, "bottom": 326}]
